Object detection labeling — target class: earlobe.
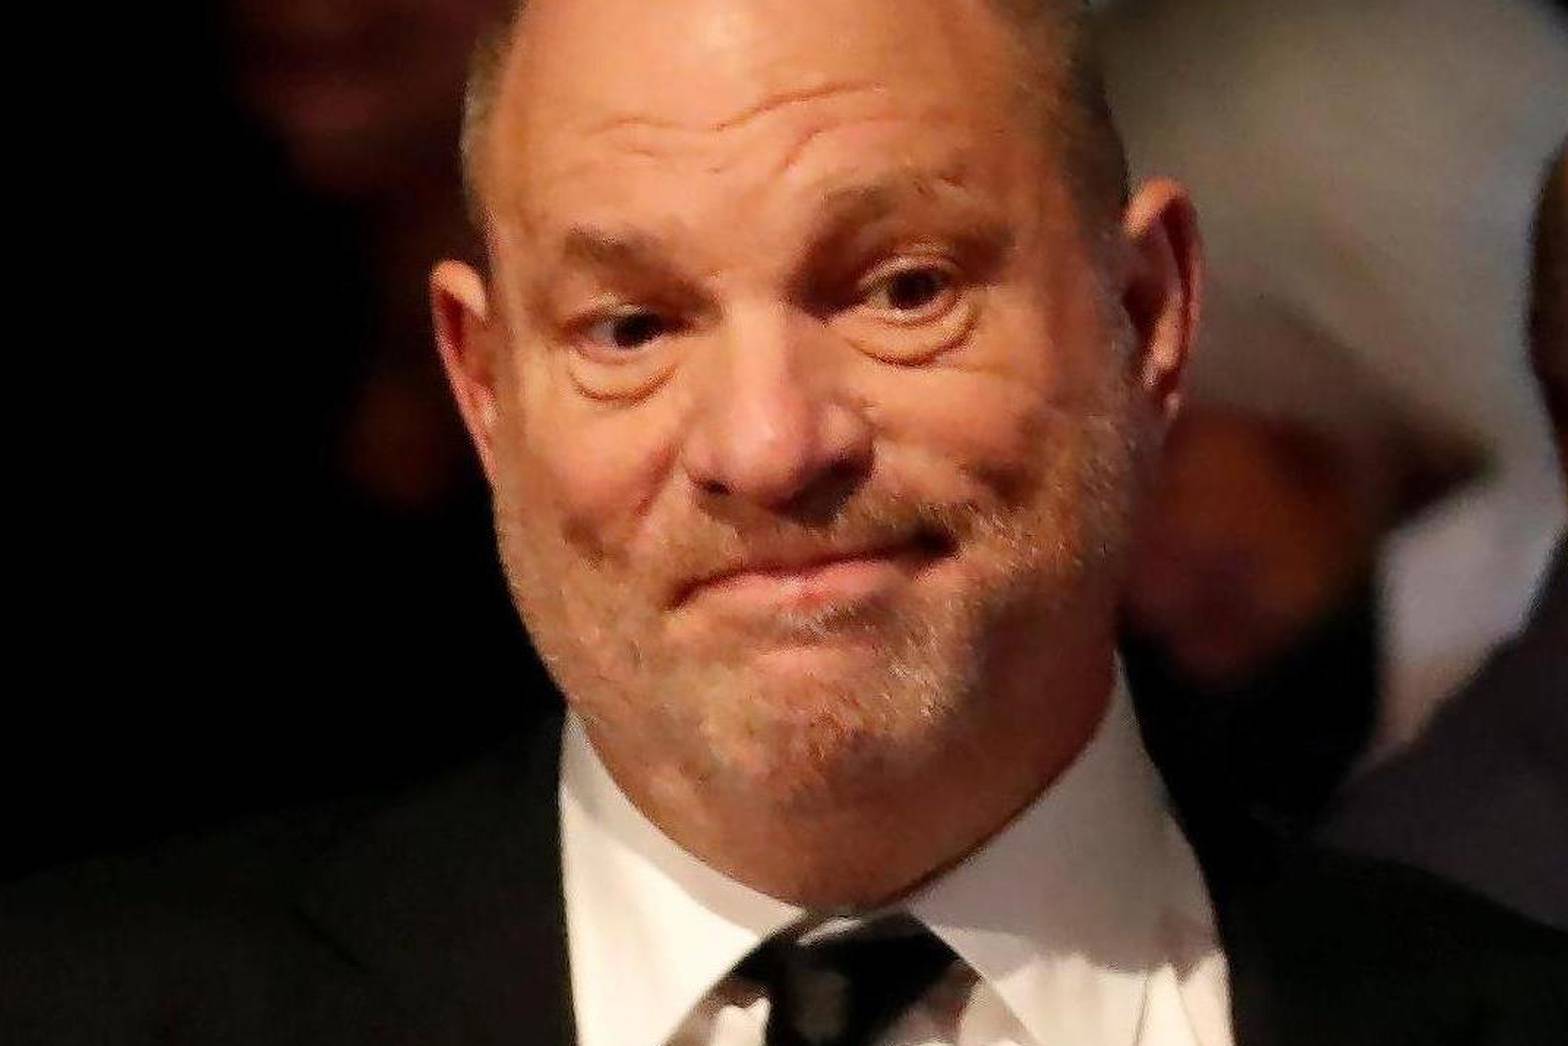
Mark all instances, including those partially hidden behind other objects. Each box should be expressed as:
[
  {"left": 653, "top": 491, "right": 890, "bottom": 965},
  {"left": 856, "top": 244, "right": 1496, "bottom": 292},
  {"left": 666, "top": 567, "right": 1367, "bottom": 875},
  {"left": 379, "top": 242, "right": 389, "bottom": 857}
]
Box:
[
  {"left": 431, "top": 260, "right": 502, "bottom": 481},
  {"left": 1120, "top": 179, "right": 1203, "bottom": 432}
]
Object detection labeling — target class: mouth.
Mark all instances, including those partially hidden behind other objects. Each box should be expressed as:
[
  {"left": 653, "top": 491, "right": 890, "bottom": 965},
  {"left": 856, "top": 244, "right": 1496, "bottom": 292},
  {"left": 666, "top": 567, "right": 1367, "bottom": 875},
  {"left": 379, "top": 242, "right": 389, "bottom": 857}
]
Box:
[{"left": 672, "top": 527, "right": 956, "bottom": 613}]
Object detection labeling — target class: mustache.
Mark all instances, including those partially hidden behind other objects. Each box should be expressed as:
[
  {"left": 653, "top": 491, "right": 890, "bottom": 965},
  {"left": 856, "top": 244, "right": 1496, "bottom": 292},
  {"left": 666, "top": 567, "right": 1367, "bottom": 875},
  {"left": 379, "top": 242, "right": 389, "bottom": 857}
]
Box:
[{"left": 647, "top": 491, "right": 991, "bottom": 608}]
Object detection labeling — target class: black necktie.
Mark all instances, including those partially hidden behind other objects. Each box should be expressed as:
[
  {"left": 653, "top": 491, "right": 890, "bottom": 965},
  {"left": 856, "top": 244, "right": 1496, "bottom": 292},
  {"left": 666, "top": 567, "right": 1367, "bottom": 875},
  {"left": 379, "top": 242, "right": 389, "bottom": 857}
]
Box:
[{"left": 737, "top": 913, "right": 959, "bottom": 1046}]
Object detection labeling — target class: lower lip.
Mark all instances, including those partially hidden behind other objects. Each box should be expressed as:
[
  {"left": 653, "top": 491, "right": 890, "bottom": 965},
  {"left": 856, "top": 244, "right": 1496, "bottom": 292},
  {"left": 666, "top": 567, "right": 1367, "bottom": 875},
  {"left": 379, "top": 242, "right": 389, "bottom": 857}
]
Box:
[{"left": 691, "top": 550, "right": 935, "bottom": 612}]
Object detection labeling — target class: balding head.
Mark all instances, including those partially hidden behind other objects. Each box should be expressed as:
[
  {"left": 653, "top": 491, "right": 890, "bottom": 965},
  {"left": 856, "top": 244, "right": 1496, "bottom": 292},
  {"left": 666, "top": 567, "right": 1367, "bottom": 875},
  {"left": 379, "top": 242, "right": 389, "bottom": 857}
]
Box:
[
  {"left": 428, "top": 0, "right": 1199, "bottom": 905},
  {"left": 1531, "top": 142, "right": 1568, "bottom": 469},
  {"left": 460, "top": 0, "right": 1125, "bottom": 230}
]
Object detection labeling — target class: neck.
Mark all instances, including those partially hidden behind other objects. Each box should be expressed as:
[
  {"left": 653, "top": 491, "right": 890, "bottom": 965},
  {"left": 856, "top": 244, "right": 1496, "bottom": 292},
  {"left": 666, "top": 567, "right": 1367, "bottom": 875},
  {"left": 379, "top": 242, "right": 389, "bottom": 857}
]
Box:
[{"left": 594, "top": 639, "right": 1117, "bottom": 909}]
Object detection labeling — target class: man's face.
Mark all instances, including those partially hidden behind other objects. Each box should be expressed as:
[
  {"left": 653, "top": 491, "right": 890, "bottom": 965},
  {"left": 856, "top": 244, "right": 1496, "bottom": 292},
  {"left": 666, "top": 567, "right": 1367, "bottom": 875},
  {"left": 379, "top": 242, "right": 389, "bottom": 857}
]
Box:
[{"left": 454, "top": 0, "right": 1173, "bottom": 812}]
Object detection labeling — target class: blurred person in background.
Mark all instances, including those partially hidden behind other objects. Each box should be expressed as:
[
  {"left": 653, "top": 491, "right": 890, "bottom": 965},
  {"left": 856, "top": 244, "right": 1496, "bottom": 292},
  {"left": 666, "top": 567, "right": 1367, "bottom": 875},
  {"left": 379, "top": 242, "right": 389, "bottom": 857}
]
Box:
[
  {"left": 1099, "top": 0, "right": 1568, "bottom": 861},
  {"left": 215, "top": 0, "right": 525, "bottom": 667},
  {"left": 230, "top": 0, "right": 495, "bottom": 202},
  {"left": 222, "top": 0, "right": 494, "bottom": 507},
  {"left": 213, "top": 0, "right": 558, "bottom": 803},
  {"left": 1322, "top": 143, "right": 1568, "bottom": 931},
  {"left": 10, "top": 0, "right": 553, "bottom": 880}
]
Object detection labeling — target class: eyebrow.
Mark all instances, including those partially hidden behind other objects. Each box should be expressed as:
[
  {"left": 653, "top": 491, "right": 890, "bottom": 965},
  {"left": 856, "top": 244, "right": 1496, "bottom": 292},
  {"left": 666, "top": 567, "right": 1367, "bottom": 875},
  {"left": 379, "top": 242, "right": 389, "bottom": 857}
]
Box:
[
  {"left": 528, "top": 226, "right": 704, "bottom": 319},
  {"left": 556, "top": 227, "right": 690, "bottom": 283},
  {"left": 815, "top": 171, "right": 992, "bottom": 230},
  {"left": 804, "top": 171, "right": 1016, "bottom": 272},
  {"left": 539, "top": 170, "right": 1011, "bottom": 300}
]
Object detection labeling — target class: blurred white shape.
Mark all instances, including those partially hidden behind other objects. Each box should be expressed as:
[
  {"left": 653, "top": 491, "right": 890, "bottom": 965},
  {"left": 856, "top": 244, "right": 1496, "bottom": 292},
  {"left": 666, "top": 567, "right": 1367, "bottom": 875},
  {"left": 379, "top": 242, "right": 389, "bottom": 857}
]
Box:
[{"left": 1101, "top": 0, "right": 1568, "bottom": 756}]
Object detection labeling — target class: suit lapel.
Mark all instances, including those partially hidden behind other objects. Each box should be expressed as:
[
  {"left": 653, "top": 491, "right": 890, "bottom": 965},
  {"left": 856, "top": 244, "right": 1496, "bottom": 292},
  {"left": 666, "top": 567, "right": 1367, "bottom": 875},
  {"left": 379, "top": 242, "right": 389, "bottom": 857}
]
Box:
[
  {"left": 279, "top": 713, "right": 1568, "bottom": 1046},
  {"left": 294, "top": 719, "right": 576, "bottom": 1045},
  {"left": 1218, "top": 843, "right": 1568, "bottom": 1046}
]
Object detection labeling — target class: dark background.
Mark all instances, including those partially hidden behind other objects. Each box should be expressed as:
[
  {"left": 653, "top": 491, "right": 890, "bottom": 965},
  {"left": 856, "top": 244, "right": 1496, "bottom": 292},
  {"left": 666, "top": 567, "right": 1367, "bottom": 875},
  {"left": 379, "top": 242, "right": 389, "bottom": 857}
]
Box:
[
  {"left": 12, "top": 5, "right": 558, "bottom": 880},
  {"left": 8, "top": 0, "right": 1565, "bottom": 883}
]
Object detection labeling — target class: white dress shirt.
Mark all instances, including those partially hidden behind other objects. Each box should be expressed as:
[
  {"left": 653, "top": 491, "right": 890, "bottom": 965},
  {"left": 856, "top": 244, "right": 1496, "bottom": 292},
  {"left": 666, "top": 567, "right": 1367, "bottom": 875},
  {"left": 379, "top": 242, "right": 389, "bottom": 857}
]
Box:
[{"left": 561, "top": 676, "right": 1232, "bottom": 1046}]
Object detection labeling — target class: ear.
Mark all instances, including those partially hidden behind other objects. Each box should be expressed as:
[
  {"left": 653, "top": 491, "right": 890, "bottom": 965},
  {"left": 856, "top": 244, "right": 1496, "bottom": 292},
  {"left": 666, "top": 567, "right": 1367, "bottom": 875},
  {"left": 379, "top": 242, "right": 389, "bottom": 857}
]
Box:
[
  {"left": 431, "top": 260, "right": 503, "bottom": 482},
  {"left": 1119, "top": 178, "right": 1203, "bottom": 434}
]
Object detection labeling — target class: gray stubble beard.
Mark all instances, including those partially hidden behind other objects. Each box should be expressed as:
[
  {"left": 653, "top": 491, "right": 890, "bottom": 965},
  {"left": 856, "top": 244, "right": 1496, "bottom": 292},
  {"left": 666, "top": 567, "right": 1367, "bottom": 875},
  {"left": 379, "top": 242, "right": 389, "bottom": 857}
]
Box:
[{"left": 491, "top": 359, "right": 1141, "bottom": 815}]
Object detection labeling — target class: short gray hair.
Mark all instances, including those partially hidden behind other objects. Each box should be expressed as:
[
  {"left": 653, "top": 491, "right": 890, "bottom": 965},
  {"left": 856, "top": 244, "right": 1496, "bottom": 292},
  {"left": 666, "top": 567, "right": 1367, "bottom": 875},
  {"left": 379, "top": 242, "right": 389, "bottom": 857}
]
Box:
[{"left": 459, "top": 0, "right": 1127, "bottom": 227}]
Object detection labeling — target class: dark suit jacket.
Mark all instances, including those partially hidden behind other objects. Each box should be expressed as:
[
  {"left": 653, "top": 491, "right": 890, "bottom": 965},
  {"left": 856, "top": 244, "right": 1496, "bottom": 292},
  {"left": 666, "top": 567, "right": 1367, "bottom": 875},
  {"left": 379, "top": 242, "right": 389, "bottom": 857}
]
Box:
[
  {"left": 1324, "top": 537, "right": 1568, "bottom": 929},
  {"left": 4, "top": 721, "right": 1565, "bottom": 1046}
]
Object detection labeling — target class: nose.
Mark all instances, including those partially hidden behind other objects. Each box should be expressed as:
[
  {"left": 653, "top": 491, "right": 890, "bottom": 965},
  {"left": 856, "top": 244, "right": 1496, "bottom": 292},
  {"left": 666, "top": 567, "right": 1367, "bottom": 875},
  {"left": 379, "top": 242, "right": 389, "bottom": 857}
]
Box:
[{"left": 680, "top": 307, "right": 873, "bottom": 512}]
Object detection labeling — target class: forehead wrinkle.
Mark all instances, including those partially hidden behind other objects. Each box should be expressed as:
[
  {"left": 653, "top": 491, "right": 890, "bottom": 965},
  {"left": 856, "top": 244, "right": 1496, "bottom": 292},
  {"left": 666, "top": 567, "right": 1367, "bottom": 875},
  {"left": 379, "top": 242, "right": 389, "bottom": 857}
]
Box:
[
  {"left": 768, "top": 106, "right": 976, "bottom": 183},
  {"left": 537, "top": 168, "right": 1010, "bottom": 293},
  {"left": 489, "top": 3, "right": 1042, "bottom": 241},
  {"left": 561, "top": 86, "right": 912, "bottom": 182},
  {"left": 579, "top": 79, "right": 888, "bottom": 138}
]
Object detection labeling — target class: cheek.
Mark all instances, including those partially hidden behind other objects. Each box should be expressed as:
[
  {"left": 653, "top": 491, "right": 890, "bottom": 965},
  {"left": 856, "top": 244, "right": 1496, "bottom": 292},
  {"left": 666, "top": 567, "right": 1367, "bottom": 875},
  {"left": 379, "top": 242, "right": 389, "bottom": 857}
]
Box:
[
  {"left": 860, "top": 307, "right": 1096, "bottom": 500},
  {"left": 874, "top": 371, "right": 1049, "bottom": 501},
  {"left": 512, "top": 373, "right": 684, "bottom": 559}
]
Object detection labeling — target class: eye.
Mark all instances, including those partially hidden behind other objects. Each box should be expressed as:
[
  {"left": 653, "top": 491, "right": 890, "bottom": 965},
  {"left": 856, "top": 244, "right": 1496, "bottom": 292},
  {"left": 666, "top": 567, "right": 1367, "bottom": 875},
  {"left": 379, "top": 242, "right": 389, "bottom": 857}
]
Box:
[
  {"left": 583, "top": 308, "right": 673, "bottom": 352},
  {"left": 860, "top": 262, "right": 960, "bottom": 323},
  {"left": 836, "top": 255, "right": 977, "bottom": 365},
  {"left": 564, "top": 303, "right": 685, "bottom": 402}
]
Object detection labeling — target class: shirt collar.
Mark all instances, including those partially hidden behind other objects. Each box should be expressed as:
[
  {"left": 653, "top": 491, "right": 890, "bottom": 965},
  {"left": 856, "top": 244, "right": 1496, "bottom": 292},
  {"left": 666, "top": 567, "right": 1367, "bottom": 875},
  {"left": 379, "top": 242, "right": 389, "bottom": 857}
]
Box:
[
  {"left": 561, "top": 670, "right": 1219, "bottom": 1046},
  {"left": 561, "top": 717, "right": 802, "bottom": 1046},
  {"left": 906, "top": 680, "right": 1218, "bottom": 1046}
]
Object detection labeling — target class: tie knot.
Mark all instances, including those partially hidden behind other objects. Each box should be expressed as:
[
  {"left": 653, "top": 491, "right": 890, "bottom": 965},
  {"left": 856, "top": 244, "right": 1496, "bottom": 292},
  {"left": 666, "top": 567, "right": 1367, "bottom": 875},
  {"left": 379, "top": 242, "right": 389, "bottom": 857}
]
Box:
[{"left": 739, "top": 913, "right": 957, "bottom": 1046}]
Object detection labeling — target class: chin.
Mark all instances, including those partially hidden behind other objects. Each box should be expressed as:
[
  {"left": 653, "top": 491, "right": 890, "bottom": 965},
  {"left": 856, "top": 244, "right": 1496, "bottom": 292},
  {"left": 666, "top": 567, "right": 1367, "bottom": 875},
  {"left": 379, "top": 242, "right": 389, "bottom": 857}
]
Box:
[{"left": 675, "top": 640, "right": 980, "bottom": 811}]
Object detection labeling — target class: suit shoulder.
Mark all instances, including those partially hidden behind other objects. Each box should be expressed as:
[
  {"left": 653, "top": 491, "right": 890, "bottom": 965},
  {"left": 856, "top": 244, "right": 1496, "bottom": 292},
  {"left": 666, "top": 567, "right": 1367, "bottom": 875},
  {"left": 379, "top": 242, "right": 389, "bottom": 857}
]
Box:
[
  {"left": 1, "top": 722, "right": 565, "bottom": 1046},
  {"left": 1222, "top": 846, "right": 1568, "bottom": 1046}
]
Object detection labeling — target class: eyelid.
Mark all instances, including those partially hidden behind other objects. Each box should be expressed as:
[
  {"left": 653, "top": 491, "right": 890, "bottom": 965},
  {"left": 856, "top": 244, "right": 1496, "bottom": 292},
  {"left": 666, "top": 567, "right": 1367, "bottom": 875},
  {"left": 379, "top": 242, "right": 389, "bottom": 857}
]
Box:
[
  {"left": 566, "top": 293, "right": 670, "bottom": 333},
  {"left": 567, "top": 303, "right": 674, "bottom": 361},
  {"left": 858, "top": 252, "right": 961, "bottom": 290},
  {"left": 854, "top": 254, "right": 964, "bottom": 321},
  {"left": 833, "top": 247, "right": 979, "bottom": 366},
  {"left": 552, "top": 274, "right": 706, "bottom": 334},
  {"left": 563, "top": 304, "right": 684, "bottom": 402},
  {"left": 580, "top": 301, "right": 660, "bottom": 333}
]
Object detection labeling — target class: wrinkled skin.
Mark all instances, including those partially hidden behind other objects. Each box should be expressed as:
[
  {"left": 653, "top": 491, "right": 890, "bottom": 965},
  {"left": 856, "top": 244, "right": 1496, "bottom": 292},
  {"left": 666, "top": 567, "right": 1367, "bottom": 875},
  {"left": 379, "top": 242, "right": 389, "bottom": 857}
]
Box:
[{"left": 434, "top": 0, "right": 1200, "bottom": 904}]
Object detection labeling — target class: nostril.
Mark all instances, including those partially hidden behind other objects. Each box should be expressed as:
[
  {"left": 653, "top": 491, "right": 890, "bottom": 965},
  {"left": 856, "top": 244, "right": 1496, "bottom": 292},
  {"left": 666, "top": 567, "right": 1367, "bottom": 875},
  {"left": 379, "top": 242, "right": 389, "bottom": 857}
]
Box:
[
  {"left": 912, "top": 525, "right": 956, "bottom": 558},
  {"left": 775, "top": 460, "right": 871, "bottom": 525}
]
